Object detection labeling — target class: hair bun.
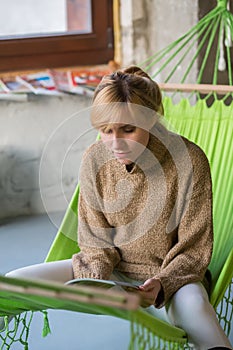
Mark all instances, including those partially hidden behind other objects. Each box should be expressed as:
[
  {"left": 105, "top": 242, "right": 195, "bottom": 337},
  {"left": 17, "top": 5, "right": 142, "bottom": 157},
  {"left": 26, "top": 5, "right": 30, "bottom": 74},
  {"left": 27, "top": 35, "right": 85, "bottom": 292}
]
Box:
[{"left": 123, "top": 66, "right": 151, "bottom": 79}]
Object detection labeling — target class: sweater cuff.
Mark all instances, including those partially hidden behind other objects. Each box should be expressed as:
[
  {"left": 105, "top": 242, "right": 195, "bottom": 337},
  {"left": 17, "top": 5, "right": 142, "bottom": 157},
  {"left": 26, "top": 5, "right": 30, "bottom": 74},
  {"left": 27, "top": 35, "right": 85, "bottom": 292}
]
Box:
[
  {"left": 153, "top": 279, "right": 165, "bottom": 308},
  {"left": 73, "top": 272, "right": 105, "bottom": 280},
  {"left": 154, "top": 287, "right": 165, "bottom": 308},
  {"left": 72, "top": 254, "right": 112, "bottom": 280}
]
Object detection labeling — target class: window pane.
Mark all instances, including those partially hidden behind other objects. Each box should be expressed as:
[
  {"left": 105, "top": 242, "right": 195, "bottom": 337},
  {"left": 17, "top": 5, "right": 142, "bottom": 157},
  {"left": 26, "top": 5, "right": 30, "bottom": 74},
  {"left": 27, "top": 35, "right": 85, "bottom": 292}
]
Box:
[
  {"left": 0, "top": 0, "right": 92, "bottom": 39},
  {"left": 0, "top": 0, "right": 114, "bottom": 72}
]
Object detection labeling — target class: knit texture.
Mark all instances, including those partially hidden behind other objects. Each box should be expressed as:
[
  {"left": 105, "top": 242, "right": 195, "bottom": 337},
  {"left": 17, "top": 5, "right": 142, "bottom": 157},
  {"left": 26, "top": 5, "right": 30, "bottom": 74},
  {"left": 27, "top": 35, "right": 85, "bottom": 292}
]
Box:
[{"left": 72, "top": 124, "right": 213, "bottom": 307}]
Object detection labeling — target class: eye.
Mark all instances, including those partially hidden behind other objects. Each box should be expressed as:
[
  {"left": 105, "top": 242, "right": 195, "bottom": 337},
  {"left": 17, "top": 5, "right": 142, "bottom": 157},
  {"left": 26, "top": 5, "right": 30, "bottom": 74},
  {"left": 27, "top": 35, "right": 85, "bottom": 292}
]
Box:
[
  {"left": 123, "top": 126, "right": 136, "bottom": 133},
  {"left": 101, "top": 127, "right": 112, "bottom": 134}
]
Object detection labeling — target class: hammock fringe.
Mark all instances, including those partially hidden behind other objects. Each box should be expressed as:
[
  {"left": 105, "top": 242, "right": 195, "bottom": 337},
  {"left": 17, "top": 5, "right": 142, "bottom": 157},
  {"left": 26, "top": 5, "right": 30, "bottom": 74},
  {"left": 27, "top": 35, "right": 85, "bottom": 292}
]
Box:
[
  {"left": 0, "top": 312, "right": 33, "bottom": 350},
  {"left": 41, "top": 310, "right": 51, "bottom": 338},
  {"left": 128, "top": 312, "right": 190, "bottom": 350}
]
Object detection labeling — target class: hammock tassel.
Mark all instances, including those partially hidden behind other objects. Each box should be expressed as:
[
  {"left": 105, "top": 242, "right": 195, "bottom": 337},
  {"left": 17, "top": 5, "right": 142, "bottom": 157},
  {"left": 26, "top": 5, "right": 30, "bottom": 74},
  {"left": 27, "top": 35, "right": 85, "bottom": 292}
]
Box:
[
  {"left": 42, "top": 311, "right": 51, "bottom": 338},
  {"left": 218, "top": 25, "right": 226, "bottom": 71},
  {"left": 224, "top": 1, "right": 232, "bottom": 47}
]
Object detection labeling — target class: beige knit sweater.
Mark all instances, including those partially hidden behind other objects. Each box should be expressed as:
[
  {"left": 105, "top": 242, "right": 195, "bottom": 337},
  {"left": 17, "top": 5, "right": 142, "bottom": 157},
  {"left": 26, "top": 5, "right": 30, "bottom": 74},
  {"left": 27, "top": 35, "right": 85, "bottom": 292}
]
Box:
[{"left": 72, "top": 123, "right": 213, "bottom": 307}]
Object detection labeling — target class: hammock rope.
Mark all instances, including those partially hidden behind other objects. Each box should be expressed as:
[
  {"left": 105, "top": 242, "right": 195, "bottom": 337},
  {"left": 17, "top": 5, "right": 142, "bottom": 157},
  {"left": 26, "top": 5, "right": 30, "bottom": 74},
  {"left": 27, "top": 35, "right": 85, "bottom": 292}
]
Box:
[{"left": 141, "top": 0, "right": 233, "bottom": 87}]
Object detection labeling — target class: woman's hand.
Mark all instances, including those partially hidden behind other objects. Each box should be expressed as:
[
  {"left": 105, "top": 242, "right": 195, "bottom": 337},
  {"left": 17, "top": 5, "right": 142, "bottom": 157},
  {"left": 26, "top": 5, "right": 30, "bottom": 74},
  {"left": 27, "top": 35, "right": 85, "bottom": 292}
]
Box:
[{"left": 138, "top": 278, "right": 161, "bottom": 308}]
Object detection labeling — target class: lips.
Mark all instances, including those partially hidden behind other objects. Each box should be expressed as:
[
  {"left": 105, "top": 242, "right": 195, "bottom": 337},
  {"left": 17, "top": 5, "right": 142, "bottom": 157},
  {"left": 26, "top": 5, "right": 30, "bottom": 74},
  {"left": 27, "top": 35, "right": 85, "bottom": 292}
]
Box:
[{"left": 113, "top": 150, "right": 130, "bottom": 158}]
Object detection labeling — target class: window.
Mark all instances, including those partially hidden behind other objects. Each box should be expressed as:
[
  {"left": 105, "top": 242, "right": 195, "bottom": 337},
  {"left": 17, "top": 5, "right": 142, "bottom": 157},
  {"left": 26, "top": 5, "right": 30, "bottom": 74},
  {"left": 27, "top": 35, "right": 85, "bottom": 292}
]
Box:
[{"left": 0, "top": 0, "right": 114, "bottom": 72}]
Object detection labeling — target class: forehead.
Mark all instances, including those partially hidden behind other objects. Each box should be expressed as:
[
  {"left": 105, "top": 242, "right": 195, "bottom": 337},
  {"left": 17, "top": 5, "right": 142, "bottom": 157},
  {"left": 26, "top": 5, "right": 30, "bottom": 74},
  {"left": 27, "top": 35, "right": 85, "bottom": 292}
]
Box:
[
  {"left": 91, "top": 102, "right": 158, "bottom": 131},
  {"left": 104, "top": 111, "right": 136, "bottom": 125}
]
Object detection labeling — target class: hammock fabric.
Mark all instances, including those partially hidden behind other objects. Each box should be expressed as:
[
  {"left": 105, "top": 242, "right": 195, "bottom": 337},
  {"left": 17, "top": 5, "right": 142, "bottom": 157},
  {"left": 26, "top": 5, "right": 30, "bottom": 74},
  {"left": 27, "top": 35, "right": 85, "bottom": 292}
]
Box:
[{"left": 0, "top": 95, "right": 233, "bottom": 350}]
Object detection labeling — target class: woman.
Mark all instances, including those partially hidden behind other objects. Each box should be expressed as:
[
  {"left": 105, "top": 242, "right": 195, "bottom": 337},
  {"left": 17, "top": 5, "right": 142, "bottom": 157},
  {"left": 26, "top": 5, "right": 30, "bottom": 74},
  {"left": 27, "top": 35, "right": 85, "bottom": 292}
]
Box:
[{"left": 2, "top": 66, "right": 232, "bottom": 350}]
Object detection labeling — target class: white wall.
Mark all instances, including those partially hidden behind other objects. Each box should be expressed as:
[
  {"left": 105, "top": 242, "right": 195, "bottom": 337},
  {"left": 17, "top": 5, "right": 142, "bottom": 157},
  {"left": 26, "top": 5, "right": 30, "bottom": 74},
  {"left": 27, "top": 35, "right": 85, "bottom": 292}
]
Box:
[{"left": 0, "top": 94, "right": 97, "bottom": 219}]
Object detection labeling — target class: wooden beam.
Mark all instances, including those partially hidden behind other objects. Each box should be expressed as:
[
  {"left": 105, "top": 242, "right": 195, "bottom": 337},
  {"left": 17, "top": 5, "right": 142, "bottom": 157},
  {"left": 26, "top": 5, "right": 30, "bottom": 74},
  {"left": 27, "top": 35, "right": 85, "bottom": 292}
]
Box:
[
  {"left": 158, "top": 82, "right": 233, "bottom": 95},
  {"left": 0, "top": 280, "right": 140, "bottom": 311}
]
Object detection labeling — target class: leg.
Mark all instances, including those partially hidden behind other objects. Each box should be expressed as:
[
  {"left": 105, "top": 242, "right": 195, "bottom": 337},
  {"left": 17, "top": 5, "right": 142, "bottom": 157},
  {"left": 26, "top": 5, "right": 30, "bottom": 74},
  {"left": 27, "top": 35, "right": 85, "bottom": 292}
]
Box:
[
  {"left": 5, "top": 259, "right": 74, "bottom": 283},
  {"left": 167, "top": 282, "right": 232, "bottom": 349}
]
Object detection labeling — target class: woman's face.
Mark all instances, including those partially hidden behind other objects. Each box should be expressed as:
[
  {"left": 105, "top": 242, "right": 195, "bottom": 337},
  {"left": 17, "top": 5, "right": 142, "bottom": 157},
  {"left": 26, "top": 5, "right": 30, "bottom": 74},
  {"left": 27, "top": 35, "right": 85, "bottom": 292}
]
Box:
[{"left": 99, "top": 123, "right": 150, "bottom": 165}]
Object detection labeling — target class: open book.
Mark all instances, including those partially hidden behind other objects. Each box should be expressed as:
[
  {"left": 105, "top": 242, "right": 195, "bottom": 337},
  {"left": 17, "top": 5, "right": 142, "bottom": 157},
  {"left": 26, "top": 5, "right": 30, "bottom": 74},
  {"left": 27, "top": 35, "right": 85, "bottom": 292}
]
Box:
[{"left": 66, "top": 278, "right": 140, "bottom": 293}]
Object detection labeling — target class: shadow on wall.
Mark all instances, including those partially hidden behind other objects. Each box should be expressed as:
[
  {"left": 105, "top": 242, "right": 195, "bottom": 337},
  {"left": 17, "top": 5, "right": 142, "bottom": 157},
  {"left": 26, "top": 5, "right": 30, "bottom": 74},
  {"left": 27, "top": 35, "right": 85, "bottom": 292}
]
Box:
[{"left": 0, "top": 148, "right": 40, "bottom": 222}]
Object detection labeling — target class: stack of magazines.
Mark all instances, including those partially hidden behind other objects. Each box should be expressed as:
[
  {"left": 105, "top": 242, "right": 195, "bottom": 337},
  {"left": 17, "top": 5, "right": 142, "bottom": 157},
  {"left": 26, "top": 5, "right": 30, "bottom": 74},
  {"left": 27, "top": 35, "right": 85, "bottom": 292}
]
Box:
[{"left": 0, "top": 65, "right": 114, "bottom": 102}]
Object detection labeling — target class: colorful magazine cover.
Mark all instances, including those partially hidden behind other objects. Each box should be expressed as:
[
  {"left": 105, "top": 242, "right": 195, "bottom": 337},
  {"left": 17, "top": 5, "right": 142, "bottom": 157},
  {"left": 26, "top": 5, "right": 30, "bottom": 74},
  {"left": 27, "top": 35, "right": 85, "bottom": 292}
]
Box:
[
  {"left": 70, "top": 68, "right": 110, "bottom": 89},
  {"left": 0, "top": 77, "right": 31, "bottom": 93},
  {"left": 0, "top": 78, "right": 28, "bottom": 101},
  {"left": 50, "top": 69, "right": 95, "bottom": 97},
  {"left": 50, "top": 65, "right": 113, "bottom": 96},
  {"left": 50, "top": 69, "right": 75, "bottom": 93},
  {"left": 16, "top": 71, "right": 64, "bottom": 96},
  {"left": 0, "top": 80, "right": 7, "bottom": 93}
]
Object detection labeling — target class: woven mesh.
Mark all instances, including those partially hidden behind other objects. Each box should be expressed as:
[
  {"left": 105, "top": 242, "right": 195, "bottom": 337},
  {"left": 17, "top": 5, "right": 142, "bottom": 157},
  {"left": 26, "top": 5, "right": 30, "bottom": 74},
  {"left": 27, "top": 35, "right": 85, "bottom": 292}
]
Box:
[
  {"left": 217, "top": 281, "right": 233, "bottom": 337},
  {"left": 0, "top": 312, "right": 33, "bottom": 350}
]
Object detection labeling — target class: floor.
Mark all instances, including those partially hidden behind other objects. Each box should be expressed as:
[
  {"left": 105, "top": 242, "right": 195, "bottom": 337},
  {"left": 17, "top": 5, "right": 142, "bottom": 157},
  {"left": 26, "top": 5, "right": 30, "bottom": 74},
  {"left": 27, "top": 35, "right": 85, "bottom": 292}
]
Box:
[{"left": 0, "top": 214, "right": 130, "bottom": 350}]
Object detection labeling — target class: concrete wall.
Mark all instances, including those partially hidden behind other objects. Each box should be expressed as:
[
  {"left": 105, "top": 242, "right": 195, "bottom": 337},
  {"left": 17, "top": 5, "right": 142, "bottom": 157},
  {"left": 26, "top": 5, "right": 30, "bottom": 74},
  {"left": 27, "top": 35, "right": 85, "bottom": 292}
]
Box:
[
  {"left": 0, "top": 1, "right": 199, "bottom": 220},
  {"left": 120, "top": 0, "right": 198, "bottom": 82},
  {"left": 0, "top": 94, "right": 97, "bottom": 220}
]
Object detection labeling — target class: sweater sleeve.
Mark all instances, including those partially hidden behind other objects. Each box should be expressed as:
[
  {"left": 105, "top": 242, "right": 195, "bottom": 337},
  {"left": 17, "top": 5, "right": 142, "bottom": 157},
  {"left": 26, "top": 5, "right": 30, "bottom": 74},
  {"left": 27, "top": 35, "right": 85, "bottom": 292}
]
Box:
[
  {"left": 72, "top": 246, "right": 121, "bottom": 280},
  {"left": 72, "top": 145, "right": 121, "bottom": 280},
  {"left": 72, "top": 192, "right": 121, "bottom": 279},
  {"left": 154, "top": 145, "right": 213, "bottom": 308}
]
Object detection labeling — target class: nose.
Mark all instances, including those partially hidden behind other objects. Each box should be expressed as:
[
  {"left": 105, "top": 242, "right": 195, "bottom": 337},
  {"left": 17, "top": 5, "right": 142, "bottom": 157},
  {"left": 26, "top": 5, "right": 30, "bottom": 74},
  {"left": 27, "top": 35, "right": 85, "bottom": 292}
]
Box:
[
  {"left": 111, "top": 132, "right": 125, "bottom": 150},
  {"left": 112, "top": 137, "right": 123, "bottom": 150}
]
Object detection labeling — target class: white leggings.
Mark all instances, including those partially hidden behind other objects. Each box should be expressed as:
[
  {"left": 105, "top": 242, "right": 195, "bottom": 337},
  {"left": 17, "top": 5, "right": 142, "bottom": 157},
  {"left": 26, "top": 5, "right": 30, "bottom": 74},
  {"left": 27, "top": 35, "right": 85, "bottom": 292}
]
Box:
[{"left": 2, "top": 259, "right": 232, "bottom": 350}]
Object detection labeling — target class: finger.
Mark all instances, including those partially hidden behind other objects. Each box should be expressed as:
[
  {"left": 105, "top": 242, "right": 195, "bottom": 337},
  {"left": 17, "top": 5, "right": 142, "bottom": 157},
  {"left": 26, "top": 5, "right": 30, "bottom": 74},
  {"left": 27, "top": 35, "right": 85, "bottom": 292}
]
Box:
[
  {"left": 140, "top": 300, "right": 153, "bottom": 308},
  {"left": 140, "top": 279, "right": 156, "bottom": 290},
  {"left": 139, "top": 284, "right": 154, "bottom": 292}
]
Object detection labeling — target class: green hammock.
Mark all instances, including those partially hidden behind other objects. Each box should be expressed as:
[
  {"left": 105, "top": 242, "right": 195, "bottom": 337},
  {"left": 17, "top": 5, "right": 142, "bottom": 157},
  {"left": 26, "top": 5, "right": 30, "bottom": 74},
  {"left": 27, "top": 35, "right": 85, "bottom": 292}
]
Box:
[
  {"left": 1, "top": 95, "right": 233, "bottom": 349},
  {"left": 46, "top": 94, "right": 233, "bottom": 341}
]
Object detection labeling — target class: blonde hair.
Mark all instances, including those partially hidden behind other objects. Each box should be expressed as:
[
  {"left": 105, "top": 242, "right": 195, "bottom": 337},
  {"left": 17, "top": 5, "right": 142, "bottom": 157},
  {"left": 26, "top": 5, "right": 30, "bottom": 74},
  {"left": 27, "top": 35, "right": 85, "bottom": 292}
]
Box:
[{"left": 91, "top": 66, "right": 164, "bottom": 130}]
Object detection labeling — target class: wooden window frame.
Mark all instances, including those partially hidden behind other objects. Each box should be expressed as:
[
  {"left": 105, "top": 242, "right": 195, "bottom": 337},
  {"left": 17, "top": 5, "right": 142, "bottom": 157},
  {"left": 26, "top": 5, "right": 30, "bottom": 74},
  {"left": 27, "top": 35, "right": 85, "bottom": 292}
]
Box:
[{"left": 0, "top": 0, "right": 114, "bottom": 73}]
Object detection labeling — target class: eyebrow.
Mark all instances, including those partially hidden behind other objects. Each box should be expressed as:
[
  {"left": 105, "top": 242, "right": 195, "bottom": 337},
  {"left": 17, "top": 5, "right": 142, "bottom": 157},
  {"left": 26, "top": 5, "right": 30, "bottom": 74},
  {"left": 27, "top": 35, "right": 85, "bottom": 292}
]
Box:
[{"left": 120, "top": 124, "right": 135, "bottom": 129}]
